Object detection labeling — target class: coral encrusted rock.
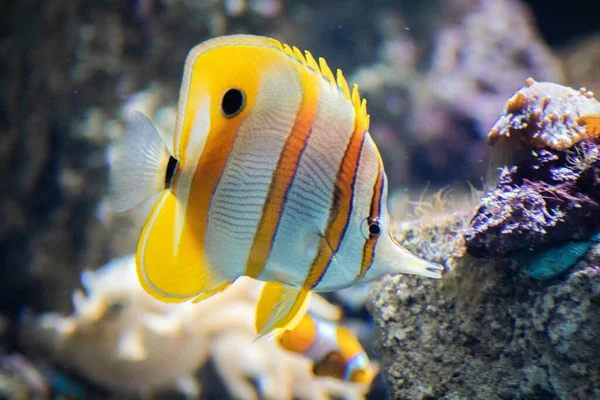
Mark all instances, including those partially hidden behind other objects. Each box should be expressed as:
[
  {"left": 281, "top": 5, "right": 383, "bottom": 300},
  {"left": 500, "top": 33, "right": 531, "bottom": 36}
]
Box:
[
  {"left": 369, "top": 203, "right": 600, "bottom": 400},
  {"left": 464, "top": 79, "right": 600, "bottom": 258}
]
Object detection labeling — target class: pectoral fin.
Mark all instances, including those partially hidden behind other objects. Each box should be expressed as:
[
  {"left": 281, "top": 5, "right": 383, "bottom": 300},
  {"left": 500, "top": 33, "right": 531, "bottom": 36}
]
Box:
[
  {"left": 137, "top": 190, "right": 223, "bottom": 303},
  {"left": 255, "top": 282, "right": 312, "bottom": 338}
]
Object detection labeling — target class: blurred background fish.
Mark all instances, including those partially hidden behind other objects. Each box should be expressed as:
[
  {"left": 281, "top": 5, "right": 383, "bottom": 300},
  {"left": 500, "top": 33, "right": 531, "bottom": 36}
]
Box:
[{"left": 278, "top": 312, "right": 379, "bottom": 386}]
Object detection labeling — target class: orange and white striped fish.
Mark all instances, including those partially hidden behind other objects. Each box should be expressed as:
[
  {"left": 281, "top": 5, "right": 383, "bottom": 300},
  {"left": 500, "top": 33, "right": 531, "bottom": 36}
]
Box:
[
  {"left": 278, "top": 313, "right": 378, "bottom": 385},
  {"left": 109, "top": 35, "right": 442, "bottom": 338}
]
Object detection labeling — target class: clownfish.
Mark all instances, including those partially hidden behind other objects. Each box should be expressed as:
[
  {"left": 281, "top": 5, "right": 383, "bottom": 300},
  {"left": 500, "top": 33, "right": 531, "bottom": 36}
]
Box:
[
  {"left": 278, "top": 313, "right": 378, "bottom": 385},
  {"left": 109, "top": 34, "right": 443, "bottom": 338}
]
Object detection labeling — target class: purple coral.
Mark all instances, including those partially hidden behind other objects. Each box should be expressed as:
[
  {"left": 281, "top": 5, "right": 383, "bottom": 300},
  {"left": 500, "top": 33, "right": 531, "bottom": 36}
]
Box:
[
  {"left": 465, "top": 160, "right": 600, "bottom": 257},
  {"left": 464, "top": 80, "right": 600, "bottom": 258}
]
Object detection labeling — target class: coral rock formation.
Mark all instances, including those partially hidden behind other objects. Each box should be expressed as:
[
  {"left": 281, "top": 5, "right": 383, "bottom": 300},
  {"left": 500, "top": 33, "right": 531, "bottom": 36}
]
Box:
[
  {"left": 369, "top": 196, "right": 600, "bottom": 399},
  {"left": 371, "top": 80, "right": 600, "bottom": 397},
  {"left": 465, "top": 80, "right": 600, "bottom": 258},
  {"left": 488, "top": 79, "right": 600, "bottom": 152}
]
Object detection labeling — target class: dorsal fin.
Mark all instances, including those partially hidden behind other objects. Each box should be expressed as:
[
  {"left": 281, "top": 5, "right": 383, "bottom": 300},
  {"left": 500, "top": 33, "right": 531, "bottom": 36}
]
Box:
[{"left": 267, "top": 37, "right": 369, "bottom": 131}]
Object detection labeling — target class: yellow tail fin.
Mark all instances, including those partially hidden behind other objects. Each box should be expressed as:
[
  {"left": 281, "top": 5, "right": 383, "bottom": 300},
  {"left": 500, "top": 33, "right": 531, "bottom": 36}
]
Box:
[{"left": 255, "top": 282, "right": 311, "bottom": 338}]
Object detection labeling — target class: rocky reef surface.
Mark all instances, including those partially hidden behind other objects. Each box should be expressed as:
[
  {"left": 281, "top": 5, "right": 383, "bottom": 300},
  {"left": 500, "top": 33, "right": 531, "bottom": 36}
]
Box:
[
  {"left": 369, "top": 80, "right": 600, "bottom": 399},
  {"left": 370, "top": 250, "right": 600, "bottom": 399},
  {"left": 465, "top": 79, "right": 600, "bottom": 258}
]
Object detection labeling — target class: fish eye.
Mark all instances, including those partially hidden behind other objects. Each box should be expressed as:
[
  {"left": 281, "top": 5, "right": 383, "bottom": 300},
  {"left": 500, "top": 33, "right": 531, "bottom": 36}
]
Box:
[
  {"left": 369, "top": 222, "right": 381, "bottom": 235},
  {"left": 360, "top": 217, "right": 381, "bottom": 239},
  {"left": 221, "top": 88, "right": 245, "bottom": 118}
]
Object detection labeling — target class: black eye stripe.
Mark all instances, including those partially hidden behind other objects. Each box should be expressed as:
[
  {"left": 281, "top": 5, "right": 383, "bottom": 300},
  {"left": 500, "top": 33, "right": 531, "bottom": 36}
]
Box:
[{"left": 221, "top": 88, "right": 245, "bottom": 118}]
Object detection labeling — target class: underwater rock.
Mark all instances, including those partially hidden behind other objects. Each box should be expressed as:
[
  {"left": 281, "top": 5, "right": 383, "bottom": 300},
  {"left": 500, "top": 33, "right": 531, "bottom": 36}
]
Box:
[
  {"left": 389, "top": 188, "right": 474, "bottom": 266},
  {"left": 369, "top": 198, "right": 600, "bottom": 399},
  {"left": 464, "top": 79, "right": 600, "bottom": 258},
  {"left": 19, "top": 255, "right": 372, "bottom": 400},
  {"left": 488, "top": 79, "right": 600, "bottom": 152}
]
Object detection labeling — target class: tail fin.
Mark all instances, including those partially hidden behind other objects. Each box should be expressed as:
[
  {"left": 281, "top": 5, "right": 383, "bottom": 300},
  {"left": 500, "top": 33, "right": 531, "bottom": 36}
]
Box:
[
  {"left": 255, "top": 282, "right": 312, "bottom": 339},
  {"left": 108, "top": 111, "right": 171, "bottom": 212}
]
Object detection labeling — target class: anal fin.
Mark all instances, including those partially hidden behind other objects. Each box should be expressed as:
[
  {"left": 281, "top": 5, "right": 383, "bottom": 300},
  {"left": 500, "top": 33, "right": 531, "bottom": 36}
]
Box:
[
  {"left": 137, "top": 191, "right": 224, "bottom": 303},
  {"left": 191, "top": 280, "right": 233, "bottom": 303},
  {"left": 255, "top": 282, "right": 311, "bottom": 339}
]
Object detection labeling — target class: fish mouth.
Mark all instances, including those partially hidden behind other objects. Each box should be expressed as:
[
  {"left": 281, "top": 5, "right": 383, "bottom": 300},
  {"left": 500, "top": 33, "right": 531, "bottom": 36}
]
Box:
[{"left": 426, "top": 261, "right": 447, "bottom": 276}]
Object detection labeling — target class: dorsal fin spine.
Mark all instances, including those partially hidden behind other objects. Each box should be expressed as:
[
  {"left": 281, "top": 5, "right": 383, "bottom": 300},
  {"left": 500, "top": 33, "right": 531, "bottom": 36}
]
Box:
[
  {"left": 336, "top": 69, "right": 351, "bottom": 102},
  {"left": 292, "top": 46, "right": 307, "bottom": 64},
  {"left": 351, "top": 84, "right": 360, "bottom": 112},
  {"left": 318, "top": 57, "right": 336, "bottom": 86},
  {"left": 271, "top": 38, "right": 370, "bottom": 131},
  {"left": 269, "top": 38, "right": 284, "bottom": 51},
  {"left": 304, "top": 50, "right": 320, "bottom": 72},
  {"left": 282, "top": 43, "right": 294, "bottom": 58}
]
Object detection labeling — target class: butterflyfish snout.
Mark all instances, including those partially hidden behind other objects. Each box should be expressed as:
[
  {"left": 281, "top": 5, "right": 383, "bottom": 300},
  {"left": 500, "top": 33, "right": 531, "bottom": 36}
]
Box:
[{"left": 109, "top": 34, "right": 441, "bottom": 338}]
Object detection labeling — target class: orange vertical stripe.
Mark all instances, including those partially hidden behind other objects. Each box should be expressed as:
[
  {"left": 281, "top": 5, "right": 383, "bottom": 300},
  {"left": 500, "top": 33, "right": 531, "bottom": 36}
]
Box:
[
  {"left": 245, "top": 71, "right": 319, "bottom": 278},
  {"left": 356, "top": 164, "right": 384, "bottom": 280},
  {"left": 304, "top": 130, "right": 367, "bottom": 289},
  {"left": 336, "top": 325, "right": 365, "bottom": 362},
  {"left": 181, "top": 117, "right": 241, "bottom": 275},
  {"left": 169, "top": 43, "right": 271, "bottom": 286}
]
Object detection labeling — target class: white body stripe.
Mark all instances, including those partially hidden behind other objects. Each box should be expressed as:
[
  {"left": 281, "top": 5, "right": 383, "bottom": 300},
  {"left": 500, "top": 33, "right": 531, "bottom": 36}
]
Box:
[
  {"left": 172, "top": 94, "right": 211, "bottom": 252},
  {"left": 315, "top": 135, "right": 380, "bottom": 291},
  {"left": 204, "top": 65, "right": 302, "bottom": 278},
  {"left": 258, "top": 76, "right": 356, "bottom": 285},
  {"left": 304, "top": 318, "right": 339, "bottom": 361}
]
